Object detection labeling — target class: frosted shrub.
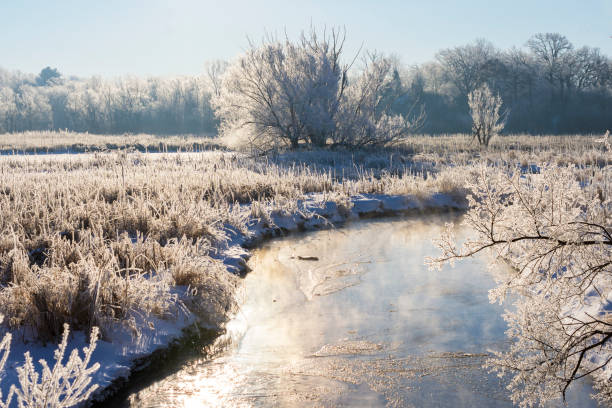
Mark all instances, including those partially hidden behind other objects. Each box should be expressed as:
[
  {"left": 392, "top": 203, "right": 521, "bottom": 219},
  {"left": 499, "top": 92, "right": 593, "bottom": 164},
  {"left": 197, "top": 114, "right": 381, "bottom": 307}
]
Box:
[
  {"left": 428, "top": 164, "right": 611, "bottom": 406},
  {"left": 0, "top": 324, "right": 99, "bottom": 408},
  {"left": 468, "top": 83, "right": 508, "bottom": 147}
]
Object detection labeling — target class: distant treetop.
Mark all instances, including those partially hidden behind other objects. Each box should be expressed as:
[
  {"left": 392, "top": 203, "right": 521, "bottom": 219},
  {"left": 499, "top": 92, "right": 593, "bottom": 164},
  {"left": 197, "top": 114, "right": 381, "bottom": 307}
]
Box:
[{"left": 36, "top": 66, "right": 62, "bottom": 86}]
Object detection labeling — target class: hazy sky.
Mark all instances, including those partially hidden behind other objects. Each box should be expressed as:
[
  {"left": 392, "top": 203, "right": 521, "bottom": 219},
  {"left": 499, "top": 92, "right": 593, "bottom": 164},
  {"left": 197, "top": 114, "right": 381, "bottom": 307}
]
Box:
[{"left": 1, "top": 0, "right": 611, "bottom": 78}]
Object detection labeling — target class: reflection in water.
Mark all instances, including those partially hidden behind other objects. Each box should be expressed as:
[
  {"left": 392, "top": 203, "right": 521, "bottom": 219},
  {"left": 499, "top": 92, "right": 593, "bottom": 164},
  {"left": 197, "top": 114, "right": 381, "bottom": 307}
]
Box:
[{"left": 120, "top": 216, "right": 596, "bottom": 407}]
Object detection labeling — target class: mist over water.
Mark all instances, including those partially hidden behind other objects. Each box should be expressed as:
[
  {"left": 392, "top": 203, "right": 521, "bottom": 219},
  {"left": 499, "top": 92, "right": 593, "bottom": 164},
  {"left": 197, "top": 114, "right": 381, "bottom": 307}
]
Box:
[{"left": 116, "top": 216, "right": 596, "bottom": 407}]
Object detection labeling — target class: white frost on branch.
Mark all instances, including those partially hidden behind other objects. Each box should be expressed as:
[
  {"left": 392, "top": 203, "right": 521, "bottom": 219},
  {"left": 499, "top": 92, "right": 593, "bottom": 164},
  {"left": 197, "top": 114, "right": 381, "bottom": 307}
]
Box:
[
  {"left": 212, "top": 29, "right": 424, "bottom": 151},
  {"left": 427, "top": 163, "right": 611, "bottom": 407},
  {"left": 0, "top": 324, "right": 100, "bottom": 408},
  {"left": 467, "top": 83, "right": 508, "bottom": 147}
]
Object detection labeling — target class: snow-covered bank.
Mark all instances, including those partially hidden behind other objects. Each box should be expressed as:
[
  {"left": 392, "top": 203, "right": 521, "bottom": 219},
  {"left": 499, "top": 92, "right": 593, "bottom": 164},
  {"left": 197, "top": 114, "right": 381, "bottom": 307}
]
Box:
[
  {"left": 0, "top": 191, "right": 466, "bottom": 406},
  {"left": 218, "top": 193, "right": 466, "bottom": 273}
]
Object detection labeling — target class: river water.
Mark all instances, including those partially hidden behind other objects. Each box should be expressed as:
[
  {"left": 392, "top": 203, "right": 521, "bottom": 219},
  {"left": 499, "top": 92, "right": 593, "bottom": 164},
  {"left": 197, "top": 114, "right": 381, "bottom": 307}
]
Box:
[{"left": 117, "top": 215, "right": 596, "bottom": 407}]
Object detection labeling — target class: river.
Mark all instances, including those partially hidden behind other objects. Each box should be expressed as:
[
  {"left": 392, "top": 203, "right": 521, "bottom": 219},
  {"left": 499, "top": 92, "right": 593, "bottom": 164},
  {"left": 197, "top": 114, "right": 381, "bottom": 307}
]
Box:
[{"left": 112, "top": 215, "right": 596, "bottom": 407}]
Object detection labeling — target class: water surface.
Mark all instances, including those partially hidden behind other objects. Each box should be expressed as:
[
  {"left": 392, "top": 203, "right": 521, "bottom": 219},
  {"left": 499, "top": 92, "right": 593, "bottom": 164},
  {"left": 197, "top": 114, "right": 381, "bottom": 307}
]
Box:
[{"left": 121, "top": 216, "right": 595, "bottom": 407}]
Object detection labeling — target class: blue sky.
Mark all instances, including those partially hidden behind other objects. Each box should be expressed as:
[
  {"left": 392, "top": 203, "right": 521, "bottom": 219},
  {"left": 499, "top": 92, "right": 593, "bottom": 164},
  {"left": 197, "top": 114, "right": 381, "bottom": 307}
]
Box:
[{"left": 1, "top": 0, "right": 611, "bottom": 77}]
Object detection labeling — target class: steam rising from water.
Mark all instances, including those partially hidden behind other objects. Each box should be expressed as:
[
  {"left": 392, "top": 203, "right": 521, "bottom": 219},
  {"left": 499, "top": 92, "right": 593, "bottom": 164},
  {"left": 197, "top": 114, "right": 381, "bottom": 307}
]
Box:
[{"left": 123, "top": 216, "right": 595, "bottom": 407}]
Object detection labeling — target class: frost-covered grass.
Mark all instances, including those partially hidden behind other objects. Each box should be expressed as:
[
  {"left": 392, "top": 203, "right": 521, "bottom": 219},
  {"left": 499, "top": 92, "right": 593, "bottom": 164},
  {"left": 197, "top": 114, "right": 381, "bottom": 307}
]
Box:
[
  {"left": 396, "top": 133, "right": 610, "bottom": 169},
  {"left": 0, "top": 147, "right": 469, "bottom": 343},
  {"left": 1, "top": 131, "right": 608, "bottom": 168},
  {"left": 0, "top": 131, "right": 220, "bottom": 154},
  {"left": 0, "top": 131, "right": 608, "bottom": 406},
  {"left": 403, "top": 133, "right": 604, "bottom": 155}
]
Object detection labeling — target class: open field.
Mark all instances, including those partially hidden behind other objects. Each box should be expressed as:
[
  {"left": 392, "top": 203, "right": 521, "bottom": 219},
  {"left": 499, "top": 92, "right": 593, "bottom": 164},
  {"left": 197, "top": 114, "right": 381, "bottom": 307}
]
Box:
[
  {"left": 1, "top": 131, "right": 609, "bottom": 167},
  {"left": 0, "top": 131, "right": 221, "bottom": 155}
]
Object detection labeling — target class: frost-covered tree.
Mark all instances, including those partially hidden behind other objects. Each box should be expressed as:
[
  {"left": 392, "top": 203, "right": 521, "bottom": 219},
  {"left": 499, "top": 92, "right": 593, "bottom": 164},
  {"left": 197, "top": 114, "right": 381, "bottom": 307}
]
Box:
[
  {"left": 428, "top": 162, "right": 612, "bottom": 407},
  {"left": 436, "top": 39, "right": 499, "bottom": 98},
  {"left": 213, "top": 28, "right": 348, "bottom": 150},
  {"left": 468, "top": 83, "right": 507, "bottom": 147},
  {"left": 0, "top": 31, "right": 610, "bottom": 136},
  {"left": 205, "top": 60, "right": 229, "bottom": 98},
  {"left": 15, "top": 86, "right": 52, "bottom": 131},
  {"left": 334, "top": 52, "right": 424, "bottom": 148},
  {"left": 0, "top": 88, "right": 17, "bottom": 133},
  {"left": 213, "top": 30, "right": 423, "bottom": 150}
]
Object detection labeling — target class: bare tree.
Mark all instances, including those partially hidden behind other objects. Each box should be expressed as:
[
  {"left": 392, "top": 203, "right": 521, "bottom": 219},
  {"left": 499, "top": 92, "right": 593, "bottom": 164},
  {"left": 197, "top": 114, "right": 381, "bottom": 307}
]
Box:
[
  {"left": 418, "top": 62, "right": 446, "bottom": 94},
  {"left": 571, "top": 46, "right": 610, "bottom": 90},
  {"left": 527, "top": 33, "right": 573, "bottom": 100},
  {"left": 502, "top": 47, "right": 537, "bottom": 106},
  {"left": 467, "top": 83, "right": 507, "bottom": 147},
  {"left": 204, "top": 60, "right": 229, "bottom": 97},
  {"left": 436, "top": 39, "right": 498, "bottom": 98}
]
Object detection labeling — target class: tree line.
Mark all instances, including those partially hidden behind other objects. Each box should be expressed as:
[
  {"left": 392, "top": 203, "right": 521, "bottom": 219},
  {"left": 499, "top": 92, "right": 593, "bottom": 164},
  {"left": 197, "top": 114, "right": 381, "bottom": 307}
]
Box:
[
  {"left": 0, "top": 32, "right": 610, "bottom": 136},
  {"left": 419, "top": 33, "right": 612, "bottom": 134},
  {"left": 0, "top": 66, "right": 219, "bottom": 135}
]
